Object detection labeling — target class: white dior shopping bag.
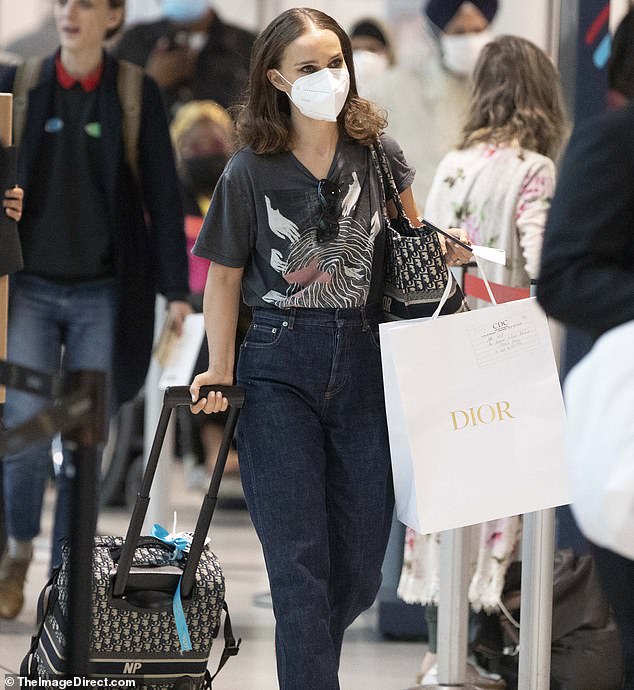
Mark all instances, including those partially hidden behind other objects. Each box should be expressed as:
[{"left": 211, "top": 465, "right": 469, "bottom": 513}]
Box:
[{"left": 380, "top": 297, "right": 570, "bottom": 534}]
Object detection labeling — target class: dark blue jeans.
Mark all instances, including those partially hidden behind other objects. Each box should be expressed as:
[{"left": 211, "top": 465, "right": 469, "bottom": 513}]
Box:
[
  {"left": 3, "top": 274, "right": 116, "bottom": 568},
  {"left": 236, "top": 305, "right": 394, "bottom": 690}
]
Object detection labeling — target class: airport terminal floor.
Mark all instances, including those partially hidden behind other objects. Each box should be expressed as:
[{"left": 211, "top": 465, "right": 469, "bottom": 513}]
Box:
[{"left": 0, "top": 465, "right": 425, "bottom": 688}]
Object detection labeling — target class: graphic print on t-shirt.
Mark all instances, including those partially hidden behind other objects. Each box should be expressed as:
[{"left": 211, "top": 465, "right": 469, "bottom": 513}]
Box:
[{"left": 262, "top": 171, "right": 382, "bottom": 308}]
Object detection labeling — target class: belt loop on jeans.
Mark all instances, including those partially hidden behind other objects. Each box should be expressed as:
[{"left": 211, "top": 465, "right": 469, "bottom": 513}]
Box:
[
  {"left": 360, "top": 305, "right": 369, "bottom": 332},
  {"left": 286, "top": 308, "right": 296, "bottom": 331}
]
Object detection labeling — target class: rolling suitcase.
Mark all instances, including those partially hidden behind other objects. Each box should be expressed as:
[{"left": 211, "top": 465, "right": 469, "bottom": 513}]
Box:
[{"left": 21, "top": 384, "right": 245, "bottom": 687}]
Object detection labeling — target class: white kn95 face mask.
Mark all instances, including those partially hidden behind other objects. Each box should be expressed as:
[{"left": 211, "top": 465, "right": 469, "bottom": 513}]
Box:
[
  {"left": 276, "top": 67, "right": 350, "bottom": 122},
  {"left": 440, "top": 30, "right": 493, "bottom": 77}
]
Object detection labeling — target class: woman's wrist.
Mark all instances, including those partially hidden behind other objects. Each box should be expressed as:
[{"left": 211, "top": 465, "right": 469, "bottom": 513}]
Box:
[{"left": 205, "top": 363, "right": 234, "bottom": 384}]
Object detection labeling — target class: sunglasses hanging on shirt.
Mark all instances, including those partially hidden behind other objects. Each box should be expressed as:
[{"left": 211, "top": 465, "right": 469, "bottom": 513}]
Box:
[{"left": 316, "top": 178, "right": 341, "bottom": 244}]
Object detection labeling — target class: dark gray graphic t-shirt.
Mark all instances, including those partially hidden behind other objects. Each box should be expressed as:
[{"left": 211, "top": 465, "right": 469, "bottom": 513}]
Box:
[{"left": 193, "top": 134, "right": 415, "bottom": 309}]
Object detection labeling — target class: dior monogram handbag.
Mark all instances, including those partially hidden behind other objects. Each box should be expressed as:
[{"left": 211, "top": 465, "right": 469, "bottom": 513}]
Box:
[
  {"left": 21, "top": 385, "right": 244, "bottom": 688},
  {"left": 372, "top": 138, "right": 468, "bottom": 320}
]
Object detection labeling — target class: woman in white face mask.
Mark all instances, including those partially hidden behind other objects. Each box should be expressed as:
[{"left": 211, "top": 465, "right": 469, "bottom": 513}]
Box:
[
  {"left": 189, "top": 7, "right": 469, "bottom": 690},
  {"left": 349, "top": 18, "right": 396, "bottom": 97}
]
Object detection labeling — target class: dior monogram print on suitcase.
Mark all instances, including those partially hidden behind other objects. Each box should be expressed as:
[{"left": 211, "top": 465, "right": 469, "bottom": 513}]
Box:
[{"left": 21, "top": 385, "right": 245, "bottom": 688}]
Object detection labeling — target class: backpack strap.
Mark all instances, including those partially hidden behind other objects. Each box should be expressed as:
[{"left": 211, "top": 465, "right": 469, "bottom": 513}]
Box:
[
  {"left": 12, "top": 57, "right": 44, "bottom": 148},
  {"left": 12, "top": 57, "right": 142, "bottom": 179},
  {"left": 116, "top": 59, "right": 143, "bottom": 180}
]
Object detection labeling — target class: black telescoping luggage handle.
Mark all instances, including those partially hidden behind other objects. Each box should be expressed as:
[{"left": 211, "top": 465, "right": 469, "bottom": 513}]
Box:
[
  {"left": 112, "top": 385, "right": 245, "bottom": 600},
  {"left": 163, "top": 385, "right": 245, "bottom": 409}
]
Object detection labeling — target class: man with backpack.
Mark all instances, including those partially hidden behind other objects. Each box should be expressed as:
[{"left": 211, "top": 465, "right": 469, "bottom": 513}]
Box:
[{"left": 0, "top": 0, "right": 190, "bottom": 620}]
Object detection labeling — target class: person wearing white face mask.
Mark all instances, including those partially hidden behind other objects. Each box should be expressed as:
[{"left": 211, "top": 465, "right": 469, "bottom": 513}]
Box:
[
  {"left": 431, "top": 0, "right": 496, "bottom": 76},
  {"left": 273, "top": 66, "right": 351, "bottom": 121},
  {"left": 349, "top": 18, "right": 396, "bottom": 96},
  {"left": 348, "top": 16, "right": 427, "bottom": 206},
  {"left": 422, "top": 0, "right": 497, "bottom": 184},
  {"left": 420, "top": 1, "right": 497, "bottom": 203},
  {"left": 361, "top": 0, "right": 498, "bottom": 208},
  {"left": 113, "top": 0, "right": 254, "bottom": 118},
  {"left": 188, "top": 8, "right": 470, "bottom": 689}
]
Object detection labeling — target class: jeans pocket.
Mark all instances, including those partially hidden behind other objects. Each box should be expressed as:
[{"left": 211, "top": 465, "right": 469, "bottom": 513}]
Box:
[
  {"left": 368, "top": 323, "right": 381, "bottom": 351},
  {"left": 242, "top": 321, "right": 287, "bottom": 349}
]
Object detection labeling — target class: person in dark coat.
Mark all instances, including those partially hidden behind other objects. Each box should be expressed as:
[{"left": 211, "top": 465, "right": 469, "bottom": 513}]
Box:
[
  {"left": 537, "top": 102, "right": 634, "bottom": 690},
  {"left": 607, "top": 7, "right": 634, "bottom": 111},
  {"left": 0, "top": 0, "right": 190, "bottom": 620},
  {"left": 114, "top": 0, "right": 254, "bottom": 119}
]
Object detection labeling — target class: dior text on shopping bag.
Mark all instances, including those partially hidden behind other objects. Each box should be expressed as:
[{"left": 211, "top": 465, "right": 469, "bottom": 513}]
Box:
[{"left": 379, "top": 297, "right": 570, "bottom": 534}]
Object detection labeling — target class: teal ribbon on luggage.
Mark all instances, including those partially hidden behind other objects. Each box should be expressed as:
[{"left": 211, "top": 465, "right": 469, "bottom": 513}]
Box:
[
  {"left": 150, "top": 523, "right": 189, "bottom": 560},
  {"left": 150, "top": 523, "right": 193, "bottom": 652},
  {"left": 173, "top": 576, "right": 193, "bottom": 652}
]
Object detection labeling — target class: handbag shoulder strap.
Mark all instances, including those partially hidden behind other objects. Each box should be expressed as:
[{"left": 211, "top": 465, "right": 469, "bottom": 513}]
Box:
[
  {"left": 373, "top": 137, "right": 409, "bottom": 220},
  {"left": 370, "top": 142, "right": 388, "bottom": 217}
]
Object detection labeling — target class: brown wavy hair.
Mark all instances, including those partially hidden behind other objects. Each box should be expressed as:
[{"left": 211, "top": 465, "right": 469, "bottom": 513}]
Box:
[
  {"left": 459, "top": 35, "right": 567, "bottom": 159},
  {"left": 235, "top": 7, "right": 386, "bottom": 154}
]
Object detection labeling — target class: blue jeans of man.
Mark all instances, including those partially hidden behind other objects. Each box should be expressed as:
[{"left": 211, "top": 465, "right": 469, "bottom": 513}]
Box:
[
  {"left": 3, "top": 274, "right": 116, "bottom": 568},
  {"left": 236, "top": 305, "right": 394, "bottom": 690}
]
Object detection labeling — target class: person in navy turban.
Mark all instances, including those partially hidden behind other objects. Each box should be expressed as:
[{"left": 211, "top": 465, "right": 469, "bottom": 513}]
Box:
[{"left": 424, "top": 0, "right": 498, "bottom": 76}]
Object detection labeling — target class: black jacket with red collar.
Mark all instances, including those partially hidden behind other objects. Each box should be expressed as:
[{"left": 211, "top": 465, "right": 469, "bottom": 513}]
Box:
[{"left": 0, "top": 52, "right": 189, "bottom": 405}]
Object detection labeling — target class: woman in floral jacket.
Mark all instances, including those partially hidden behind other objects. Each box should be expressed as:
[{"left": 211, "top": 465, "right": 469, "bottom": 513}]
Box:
[{"left": 398, "top": 35, "right": 568, "bottom": 686}]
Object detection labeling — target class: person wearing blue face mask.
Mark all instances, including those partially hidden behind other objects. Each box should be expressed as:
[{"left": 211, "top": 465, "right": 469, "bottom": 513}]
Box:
[{"left": 113, "top": 0, "right": 254, "bottom": 119}]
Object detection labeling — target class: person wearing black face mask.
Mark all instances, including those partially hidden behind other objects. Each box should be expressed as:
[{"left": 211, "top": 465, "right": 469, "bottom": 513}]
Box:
[
  {"left": 181, "top": 152, "right": 227, "bottom": 199},
  {"left": 170, "top": 100, "right": 248, "bottom": 497},
  {"left": 171, "top": 100, "right": 233, "bottom": 216}
]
